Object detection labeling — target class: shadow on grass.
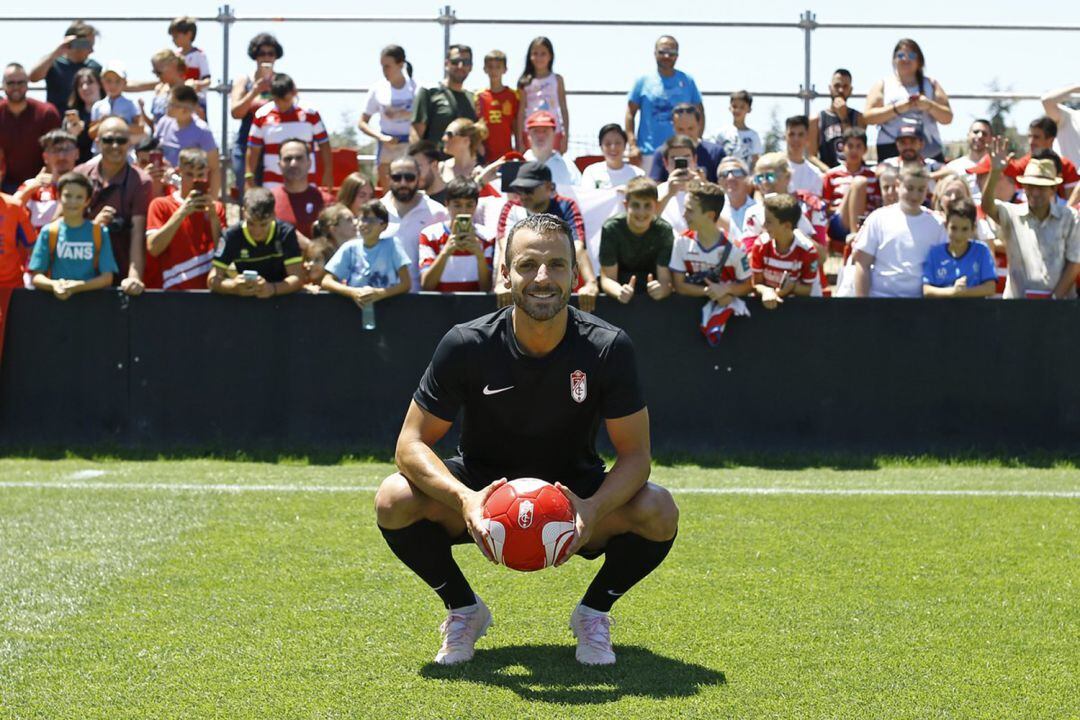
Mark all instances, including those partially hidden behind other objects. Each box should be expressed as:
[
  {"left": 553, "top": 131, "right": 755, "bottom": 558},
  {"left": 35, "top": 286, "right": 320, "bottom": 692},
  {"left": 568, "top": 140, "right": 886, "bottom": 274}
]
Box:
[{"left": 419, "top": 643, "right": 725, "bottom": 704}]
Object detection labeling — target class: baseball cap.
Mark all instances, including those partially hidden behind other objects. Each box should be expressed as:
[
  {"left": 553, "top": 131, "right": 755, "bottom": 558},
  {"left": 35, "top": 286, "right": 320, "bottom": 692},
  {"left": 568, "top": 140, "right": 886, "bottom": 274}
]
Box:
[
  {"left": 525, "top": 111, "right": 558, "bottom": 130},
  {"left": 509, "top": 161, "right": 552, "bottom": 190},
  {"left": 896, "top": 123, "right": 924, "bottom": 141},
  {"left": 101, "top": 62, "right": 127, "bottom": 80}
]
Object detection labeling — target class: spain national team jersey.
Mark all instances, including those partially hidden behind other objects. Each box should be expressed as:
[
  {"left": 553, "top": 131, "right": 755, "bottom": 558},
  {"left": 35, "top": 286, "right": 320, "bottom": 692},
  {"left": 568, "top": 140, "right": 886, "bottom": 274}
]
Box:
[
  {"left": 414, "top": 306, "right": 644, "bottom": 487},
  {"left": 418, "top": 221, "right": 494, "bottom": 292},
  {"left": 750, "top": 232, "right": 821, "bottom": 293},
  {"left": 668, "top": 230, "right": 751, "bottom": 285},
  {"left": 247, "top": 104, "right": 329, "bottom": 187}
]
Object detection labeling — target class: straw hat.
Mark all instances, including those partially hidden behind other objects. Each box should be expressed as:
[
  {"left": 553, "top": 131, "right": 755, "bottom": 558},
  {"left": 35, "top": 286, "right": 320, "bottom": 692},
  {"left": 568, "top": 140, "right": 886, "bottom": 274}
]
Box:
[{"left": 1017, "top": 158, "right": 1062, "bottom": 187}]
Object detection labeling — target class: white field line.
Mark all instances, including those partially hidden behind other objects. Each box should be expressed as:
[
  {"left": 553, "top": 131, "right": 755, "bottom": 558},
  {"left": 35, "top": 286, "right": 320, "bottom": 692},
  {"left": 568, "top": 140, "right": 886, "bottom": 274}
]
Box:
[{"left": 1, "top": 480, "right": 1078, "bottom": 499}]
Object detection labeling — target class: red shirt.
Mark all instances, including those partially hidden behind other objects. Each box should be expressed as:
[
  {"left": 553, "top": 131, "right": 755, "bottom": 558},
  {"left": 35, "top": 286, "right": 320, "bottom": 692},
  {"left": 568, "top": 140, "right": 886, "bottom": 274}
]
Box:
[
  {"left": 1006, "top": 154, "right": 1080, "bottom": 199},
  {"left": 476, "top": 87, "right": 519, "bottom": 161},
  {"left": 145, "top": 191, "right": 226, "bottom": 290},
  {"left": 0, "top": 99, "right": 61, "bottom": 188},
  {"left": 418, "top": 221, "right": 494, "bottom": 291},
  {"left": 822, "top": 164, "right": 881, "bottom": 215},
  {"left": 749, "top": 233, "right": 820, "bottom": 289},
  {"left": 0, "top": 193, "right": 36, "bottom": 287},
  {"left": 272, "top": 184, "right": 332, "bottom": 238}
]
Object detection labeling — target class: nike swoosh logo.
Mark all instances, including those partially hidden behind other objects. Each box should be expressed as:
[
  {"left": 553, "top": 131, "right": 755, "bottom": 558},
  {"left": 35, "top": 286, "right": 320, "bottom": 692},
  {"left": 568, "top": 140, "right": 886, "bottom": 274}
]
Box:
[
  {"left": 606, "top": 590, "right": 624, "bottom": 597},
  {"left": 483, "top": 385, "right": 514, "bottom": 396}
]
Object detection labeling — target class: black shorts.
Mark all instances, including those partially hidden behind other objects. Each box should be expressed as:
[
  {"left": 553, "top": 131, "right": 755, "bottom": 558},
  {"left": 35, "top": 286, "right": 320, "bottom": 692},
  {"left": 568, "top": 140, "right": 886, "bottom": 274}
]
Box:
[{"left": 444, "top": 456, "right": 606, "bottom": 559}]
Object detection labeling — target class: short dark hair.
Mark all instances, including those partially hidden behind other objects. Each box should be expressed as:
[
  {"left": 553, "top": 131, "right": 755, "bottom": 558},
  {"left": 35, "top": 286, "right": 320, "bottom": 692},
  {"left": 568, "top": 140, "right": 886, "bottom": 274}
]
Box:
[
  {"left": 169, "top": 16, "right": 197, "bottom": 38},
  {"left": 662, "top": 134, "right": 695, "bottom": 159},
  {"left": 730, "top": 90, "right": 752, "bottom": 107},
  {"left": 279, "top": 137, "right": 310, "bottom": 155},
  {"left": 598, "top": 123, "right": 627, "bottom": 145},
  {"left": 408, "top": 140, "right": 443, "bottom": 162},
  {"left": 39, "top": 128, "right": 78, "bottom": 149},
  {"left": 359, "top": 199, "right": 389, "bottom": 225},
  {"left": 945, "top": 198, "right": 977, "bottom": 226},
  {"left": 57, "top": 171, "right": 93, "bottom": 198},
  {"left": 971, "top": 118, "right": 992, "bottom": 130},
  {"left": 842, "top": 126, "right": 868, "bottom": 145},
  {"left": 445, "top": 176, "right": 480, "bottom": 204},
  {"left": 170, "top": 84, "right": 199, "bottom": 105},
  {"left": 390, "top": 156, "right": 420, "bottom": 173},
  {"left": 505, "top": 213, "right": 575, "bottom": 269},
  {"left": 1030, "top": 115, "right": 1058, "bottom": 139},
  {"left": 247, "top": 33, "right": 284, "bottom": 61},
  {"left": 244, "top": 187, "right": 276, "bottom": 219},
  {"left": 1032, "top": 148, "right": 1064, "bottom": 175},
  {"left": 673, "top": 102, "right": 701, "bottom": 121},
  {"left": 447, "top": 44, "right": 472, "bottom": 59},
  {"left": 625, "top": 176, "right": 658, "bottom": 202},
  {"left": 763, "top": 193, "right": 802, "bottom": 228},
  {"left": 270, "top": 73, "right": 296, "bottom": 99},
  {"left": 65, "top": 20, "right": 98, "bottom": 40},
  {"left": 688, "top": 180, "right": 725, "bottom": 218},
  {"left": 785, "top": 115, "right": 810, "bottom": 131},
  {"left": 833, "top": 68, "right": 852, "bottom": 80}
]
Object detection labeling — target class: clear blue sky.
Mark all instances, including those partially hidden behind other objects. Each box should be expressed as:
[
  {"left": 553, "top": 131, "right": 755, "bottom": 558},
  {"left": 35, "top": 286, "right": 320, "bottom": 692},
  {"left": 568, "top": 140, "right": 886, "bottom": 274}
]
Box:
[{"left": 6, "top": 1, "right": 1080, "bottom": 158}]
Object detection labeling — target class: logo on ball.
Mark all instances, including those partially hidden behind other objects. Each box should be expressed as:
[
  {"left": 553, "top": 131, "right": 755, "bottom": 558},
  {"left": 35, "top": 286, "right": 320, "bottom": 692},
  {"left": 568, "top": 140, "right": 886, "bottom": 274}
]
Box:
[
  {"left": 481, "top": 478, "right": 576, "bottom": 571},
  {"left": 570, "top": 370, "right": 587, "bottom": 404},
  {"left": 517, "top": 499, "right": 534, "bottom": 529}
]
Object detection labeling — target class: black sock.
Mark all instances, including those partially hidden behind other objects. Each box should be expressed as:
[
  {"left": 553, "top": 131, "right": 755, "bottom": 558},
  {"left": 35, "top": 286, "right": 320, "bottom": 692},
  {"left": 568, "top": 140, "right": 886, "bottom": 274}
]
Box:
[
  {"left": 379, "top": 520, "right": 476, "bottom": 610},
  {"left": 580, "top": 532, "right": 676, "bottom": 613}
]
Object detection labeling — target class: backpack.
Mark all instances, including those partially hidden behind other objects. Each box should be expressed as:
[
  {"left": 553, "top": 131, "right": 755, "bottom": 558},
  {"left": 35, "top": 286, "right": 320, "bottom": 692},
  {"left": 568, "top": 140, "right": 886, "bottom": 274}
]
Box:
[{"left": 43, "top": 220, "right": 102, "bottom": 278}]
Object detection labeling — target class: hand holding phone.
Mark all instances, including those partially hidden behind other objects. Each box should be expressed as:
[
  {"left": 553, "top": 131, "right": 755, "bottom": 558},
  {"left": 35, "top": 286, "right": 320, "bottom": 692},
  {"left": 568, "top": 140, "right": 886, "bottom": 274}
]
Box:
[{"left": 452, "top": 214, "right": 473, "bottom": 238}]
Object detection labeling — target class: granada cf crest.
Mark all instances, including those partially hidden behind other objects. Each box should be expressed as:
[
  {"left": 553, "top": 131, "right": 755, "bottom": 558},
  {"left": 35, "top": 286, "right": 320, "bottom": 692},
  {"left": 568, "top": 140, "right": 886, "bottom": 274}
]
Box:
[{"left": 570, "top": 370, "right": 587, "bottom": 404}]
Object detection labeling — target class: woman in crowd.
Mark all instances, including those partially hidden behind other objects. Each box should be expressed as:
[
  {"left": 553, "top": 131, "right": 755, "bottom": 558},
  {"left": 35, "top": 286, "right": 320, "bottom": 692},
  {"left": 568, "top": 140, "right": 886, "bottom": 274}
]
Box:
[
  {"left": 440, "top": 119, "right": 498, "bottom": 185},
  {"left": 358, "top": 45, "right": 417, "bottom": 189},
  {"left": 516, "top": 36, "right": 569, "bottom": 153},
  {"left": 931, "top": 172, "right": 971, "bottom": 221},
  {"left": 64, "top": 68, "right": 102, "bottom": 164},
  {"left": 229, "top": 33, "right": 282, "bottom": 192},
  {"left": 863, "top": 38, "right": 952, "bottom": 162},
  {"left": 337, "top": 172, "right": 376, "bottom": 215},
  {"left": 147, "top": 50, "right": 193, "bottom": 127},
  {"left": 581, "top": 123, "right": 645, "bottom": 189}
]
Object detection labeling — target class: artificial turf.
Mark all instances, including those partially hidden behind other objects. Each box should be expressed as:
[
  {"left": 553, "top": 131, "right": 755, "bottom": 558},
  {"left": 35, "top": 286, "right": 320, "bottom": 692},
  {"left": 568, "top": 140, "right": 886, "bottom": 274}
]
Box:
[{"left": 0, "top": 458, "right": 1077, "bottom": 719}]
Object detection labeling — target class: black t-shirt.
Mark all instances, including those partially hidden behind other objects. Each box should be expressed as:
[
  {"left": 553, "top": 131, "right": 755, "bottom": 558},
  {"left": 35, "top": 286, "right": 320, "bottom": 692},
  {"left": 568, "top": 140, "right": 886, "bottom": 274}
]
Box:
[
  {"left": 212, "top": 220, "right": 302, "bottom": 282},
  {"left": 414, "top": 306, "right": 645, "bottom": 485},
  {"left": 45, "top": 57, "right": 103, "bottom": 113},
  {"left": 412, "top": 85, "right": 477, "bottom": 145}
]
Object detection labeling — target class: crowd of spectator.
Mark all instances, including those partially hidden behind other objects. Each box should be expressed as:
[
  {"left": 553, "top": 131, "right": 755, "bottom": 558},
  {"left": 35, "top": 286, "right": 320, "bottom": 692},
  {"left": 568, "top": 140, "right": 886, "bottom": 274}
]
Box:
[{"left": 2, "top": 19, "right": 1079, "bottom": 323}]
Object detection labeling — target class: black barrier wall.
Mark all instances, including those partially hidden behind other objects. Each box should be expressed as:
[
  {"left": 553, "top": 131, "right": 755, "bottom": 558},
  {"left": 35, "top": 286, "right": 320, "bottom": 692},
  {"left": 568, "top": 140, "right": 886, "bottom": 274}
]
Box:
[{"left": 2, "top": 289, "right": 1078, "bottom": 455}]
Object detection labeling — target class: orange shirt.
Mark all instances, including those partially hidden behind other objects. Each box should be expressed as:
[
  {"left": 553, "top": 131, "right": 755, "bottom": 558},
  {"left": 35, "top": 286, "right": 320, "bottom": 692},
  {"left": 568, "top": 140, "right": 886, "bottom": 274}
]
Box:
[{"left": 0, "top": 193, "right": 36, "bottom": 287}]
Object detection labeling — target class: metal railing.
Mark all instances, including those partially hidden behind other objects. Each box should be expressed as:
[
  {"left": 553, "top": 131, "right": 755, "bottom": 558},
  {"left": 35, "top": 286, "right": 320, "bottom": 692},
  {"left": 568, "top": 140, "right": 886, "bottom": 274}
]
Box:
[{"left": 8, "top": 7, "right": 1078, "bottom": 202}]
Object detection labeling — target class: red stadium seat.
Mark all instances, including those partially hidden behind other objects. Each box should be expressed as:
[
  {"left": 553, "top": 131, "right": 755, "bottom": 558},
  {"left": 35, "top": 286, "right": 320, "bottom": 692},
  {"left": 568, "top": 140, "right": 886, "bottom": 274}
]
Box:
[
  {"left": 315, "top": 147, "right": 360, "bottom": 191},
  {"left": 574, "top": 155, "right": 604, "bottom": 173}
]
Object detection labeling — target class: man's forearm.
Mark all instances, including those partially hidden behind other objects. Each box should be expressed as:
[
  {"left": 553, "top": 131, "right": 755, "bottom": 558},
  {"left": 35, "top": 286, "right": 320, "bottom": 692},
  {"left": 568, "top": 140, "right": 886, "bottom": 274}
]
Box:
[
  {"left": 29, "top": 49, "right": 59, "bottom": 82},
  {"left": 395, "top": 439, "right": 470, "bottom": 512},
  {"left": 146, "top": 213, "right": 185, "bottom": 256},
  {"left": 575, "top": 243, "right": 597, "bottom": 284},
  {"left": 1052, "top": 261, "right": 1080, "bottom": 299},
  {"left": 588, "top": 449, "right": 650, "bottom": 521}
]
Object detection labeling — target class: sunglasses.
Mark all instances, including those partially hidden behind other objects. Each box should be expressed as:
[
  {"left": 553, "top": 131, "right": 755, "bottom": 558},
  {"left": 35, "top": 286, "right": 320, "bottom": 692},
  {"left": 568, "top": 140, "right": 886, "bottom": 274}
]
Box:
[
  {"left": 719, "top": 168, "right": 747, "bottom": 178},
  {"left": 656, "top": 50, "right": 679, "bottom": 58},
  {"left": 895, "top": 51, "right": 918, "bottom": 61},
  {"left": 672, "top": 107, "right": 697, "bottom": 116},
  {"left": 443, "top": 130, "right": 464, "bottom": 138},
  {"left": 99, "top": 136, "right": 130, "bottom": 146},
  {"left": 753, "top": 172, "right": 777, "bottom": 184},
  {"left": 447, "top": 58, "right": 472, "bottom": 66},
  {"left": 389, "top": 173, "right": 417, "bottom": 182}
]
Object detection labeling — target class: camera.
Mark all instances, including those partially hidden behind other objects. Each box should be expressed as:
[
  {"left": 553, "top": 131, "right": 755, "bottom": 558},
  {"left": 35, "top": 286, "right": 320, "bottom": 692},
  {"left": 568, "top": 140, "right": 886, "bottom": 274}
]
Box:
[{"left": 107, "top": 216, "right": 128, "bottom": 236}]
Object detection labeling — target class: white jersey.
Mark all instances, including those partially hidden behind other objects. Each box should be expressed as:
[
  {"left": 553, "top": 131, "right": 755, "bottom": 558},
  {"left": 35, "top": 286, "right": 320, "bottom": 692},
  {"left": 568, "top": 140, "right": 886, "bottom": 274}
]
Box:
[
  {"left": 580, "top": 162, "right": 644, "bottom": 190},
  {"left": 380, "top": 192, "right": 450, "bottom": 292}
]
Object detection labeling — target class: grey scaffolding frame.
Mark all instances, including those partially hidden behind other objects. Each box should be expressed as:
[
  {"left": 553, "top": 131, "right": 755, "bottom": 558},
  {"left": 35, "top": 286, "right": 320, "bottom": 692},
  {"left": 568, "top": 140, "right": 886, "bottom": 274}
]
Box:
[{"left": 8, "top": 7, "right": 1080, "bottom": 202}]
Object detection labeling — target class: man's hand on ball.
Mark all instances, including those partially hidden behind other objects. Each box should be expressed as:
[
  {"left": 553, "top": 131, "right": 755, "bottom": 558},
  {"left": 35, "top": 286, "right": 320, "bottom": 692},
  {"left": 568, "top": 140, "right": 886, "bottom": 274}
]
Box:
[
  {"left": 553, "top": 482, "right": 596, "bottom": 566},
  {"left": 462, "top": 478, "right": 507, "bottom": 563}
]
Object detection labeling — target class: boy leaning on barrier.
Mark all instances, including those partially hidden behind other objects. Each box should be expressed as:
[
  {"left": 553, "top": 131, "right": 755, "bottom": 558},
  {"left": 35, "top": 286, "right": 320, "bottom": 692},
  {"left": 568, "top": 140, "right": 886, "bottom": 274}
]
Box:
[
  {"left": 750, "top": 193, "right": 820, "bottom": 310},
  {"left": 28, "top": 172, "right": 118, "bottom": 299},
  {"left": 921, "top": 198, "right": 996, "bottom": 299},
  {"left": 321, "top": 199, "right": 412, "bottom": 308},
  {"left": 598, "top": 176, "right": 673, "bottom": 304},
  {"left": 668, "top": 180, "right": 752, "bottom": 307}
]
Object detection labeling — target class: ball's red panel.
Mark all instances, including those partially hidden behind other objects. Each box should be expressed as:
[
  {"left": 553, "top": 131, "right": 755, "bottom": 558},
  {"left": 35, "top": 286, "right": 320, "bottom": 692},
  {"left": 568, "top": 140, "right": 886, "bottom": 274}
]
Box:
[{"left": 481, "top": 478, "right": 575, "bottom": 572}]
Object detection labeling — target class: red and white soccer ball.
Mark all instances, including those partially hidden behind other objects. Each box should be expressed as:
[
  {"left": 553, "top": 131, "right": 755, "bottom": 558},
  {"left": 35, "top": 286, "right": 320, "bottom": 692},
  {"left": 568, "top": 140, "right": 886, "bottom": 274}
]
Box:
[{"left": 482, "top": 478, "right": 576, "bottom": 571}]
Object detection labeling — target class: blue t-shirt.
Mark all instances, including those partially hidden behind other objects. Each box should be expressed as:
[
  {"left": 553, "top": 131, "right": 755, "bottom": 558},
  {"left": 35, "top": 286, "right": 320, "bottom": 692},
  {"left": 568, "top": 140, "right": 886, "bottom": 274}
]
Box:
[
  {"left": 627, "top": 70, "right": 703, "bottom": 154},
  {"left": 90, "top": 95, "right": 140, "bottom": 125},
  {"left": 324, "top": 237, "right": 411, "bottom": 289},
  {"left": 28, "top": 220, "right": 119, "bottom": 281},
  {"left": 154, "top": 116, "right": 218, "bottom": 166},
  {"left": 921, "top": 241, "right": 996, "bottom": 289}
]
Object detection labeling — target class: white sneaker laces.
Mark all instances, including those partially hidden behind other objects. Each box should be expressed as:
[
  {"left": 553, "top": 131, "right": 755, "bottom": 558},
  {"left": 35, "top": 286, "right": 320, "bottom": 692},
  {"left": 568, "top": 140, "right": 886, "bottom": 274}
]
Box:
[
  {"left": 579, "top": 613, "right": 614, "bottom": 651},
  {"left": 439, "top": 609, "right": 476, "bottom": 647}
]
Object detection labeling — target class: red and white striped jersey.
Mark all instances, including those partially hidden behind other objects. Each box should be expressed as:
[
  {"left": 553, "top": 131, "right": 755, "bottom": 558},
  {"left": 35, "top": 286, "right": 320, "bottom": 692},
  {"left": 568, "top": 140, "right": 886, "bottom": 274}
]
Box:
[
  {"left": 822, "top": 164, "right": 881, "bottom": 215},
  {"left": 247, "top": 103, "right": 329, "bottom": 187},
  {"left": 16, "top": 182, "right": 60, "bottom": 230},
  {"left": 741, "top": 190, "right": 827, "bottom": 248},
  {"left": 750, "top": 231, "right": 821, "bottom": 295},
  {"left": 418, "top": 221, "right": 494, "bottom": 292}
]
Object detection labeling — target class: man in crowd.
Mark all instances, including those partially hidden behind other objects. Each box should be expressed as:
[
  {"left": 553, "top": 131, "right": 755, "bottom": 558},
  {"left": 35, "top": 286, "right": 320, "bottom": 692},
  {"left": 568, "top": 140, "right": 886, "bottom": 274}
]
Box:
[
  {"left": 880, "top": 123, "right": 942, "bottom": 191},
  {"left": 0, "top": 185, "right": 35, "bottom": 289},
  {"left": 785, "top": 115, "right": 824, "bottom": 196},
  {"left": 411, "top": 45, "right": 477, "bottom": 146},
  {"left": 648, "top": 103, "right": 725, "bottom": 183},
  {"left": 271, "top": 138, "right": 333, "bottom": 240},
  {"left": 523, "top": 111, "right": 580, "bottom": 186},
  {"left": 409, "top": 141, "right": 450, "bottom": 205},
  {"left": 852, "top": 164, "right": 946, "bottom": 298},
  {"left": 945, "top": 119, "right": 992, "bottom": 202},
  {"left": 716, "top": 157, "right": 755, "bottom": 246},
  {"left": 74, "top": 116, "right": 150, "bottom": 296},
  {"left": 625, "top": 36, "right": 703, "bottom": 173},
  {"left": 808, "top": 69, "right": 865, "bottom": 169},
  {"left": 655, "top": 135, "right": 706, "bottom": 235},
  {"left": 598, "top": 176, "right": 674, "bottom": 303},
  {"left": 12, "top": 129, "right": 79, "bottom": 236},
  {"left": 245, "top": 73, "right": 332, "bottom": 192},
  {"left": 145, "top": 147, "right": 225, "bottom": 290},
  {"left": 0, "top": 63, "right": 61, "bottom": 194},
  {"left": 494, "top": 162, "right": 598, "bottom": 310},
  {"left": 380, "top": 156, "right": 449, "bottom": 292},
  {"left": 419, "top": 177, "right": 492, "bottom": 292},
  {"left": 28, "top": 21, "right": 102, "bottom": 113},
  {"left": 981, "top": 136, "right": 1080, "bottom": 299},
  {"left": 1041, "top": 82, "right": 1080, "bottom": 170},
  {"left": 1004, "top": 116, "right": 1080, "bottom": 202},
  {"left": 209, "top": 187, "right": 304, "bottom": 297}
]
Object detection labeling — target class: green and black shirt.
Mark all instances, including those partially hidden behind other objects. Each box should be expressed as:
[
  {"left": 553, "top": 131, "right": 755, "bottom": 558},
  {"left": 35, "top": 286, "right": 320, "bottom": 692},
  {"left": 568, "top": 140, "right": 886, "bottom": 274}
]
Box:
[{"left": 213, "top": 220, "right": 303, "bottom": 282}]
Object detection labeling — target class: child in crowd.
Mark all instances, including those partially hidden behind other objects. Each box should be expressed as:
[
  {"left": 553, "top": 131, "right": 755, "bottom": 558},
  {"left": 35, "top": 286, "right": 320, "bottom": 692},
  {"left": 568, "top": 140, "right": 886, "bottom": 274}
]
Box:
[
  {"left": 921, "top": 198, "right": 996, "bottom": 298},
  {"left": 153, "top": 85, "right": 220, "bottom": 197},
  {"left": 358, "top": 45, "right": 417, "bottom": 190},
  {"left": 516, "top": 37, "right": 569, "bottom": 153},
  {"left": 598, "top": 176, "right": 673, "bottom": 302},
  {"left": 302, "top": 236, "right": 335, "bottom": 293},
  {"left": 169, "top": 16, "right": 210, "bottom": 103},
  {"left": 669, "top": 180, "right": 752, "bottom": 302},
  {"left": 822, "top": 127, "right": 880, "bottom": 247},
  {"left": 476, "top": 50, "right": 520, "bottom": 160},
  {"left": 712, "top": 91, "right": 762, "bottom": 170},
  {"left": 90, "top": 64, "right": 140, "bottom": 139},
  {"left": 751, "top": 193, "right": 821, "bottom": 309},
  {"left": 29, "top": 172, "right": 118, "bottom": 299},
  {"left": 419, "top": 178, "right": 492, "bottom": 292},
  {"left": 321, "top": 199, "right": 412, "bottom": 305},
  {"left": 581, "top": 123, "right": 645, "bottom": 190}
]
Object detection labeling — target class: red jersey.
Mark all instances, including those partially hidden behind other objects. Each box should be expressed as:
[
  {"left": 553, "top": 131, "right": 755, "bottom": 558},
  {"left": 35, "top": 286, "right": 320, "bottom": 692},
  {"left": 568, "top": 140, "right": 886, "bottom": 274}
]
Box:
[
  {"left": 248, "top": 104, "right": 329, "bottom": 186},
  {"left": 418, "top": 221, "right": 494, "bottom": 291},
  {"left": 749, "top": 232, "right": 820, "bottom": 290},
  {"left": 0, "top": 193, "right": 36, "bottom": 287},
  {"left": 1006, "top": 154, "right": 1080, "bottom": 199},
  {"left": 145, "top": 191, "right": 226, "bottom": 290},
  {"left": 271, "top": 185, "right": 332, "bottom": 238},
  {"left": 822, "top": 164, "right": 881, "bottom": 215},
  {"left": 476, "top": 87, "right": 520, "bottom": 161}
]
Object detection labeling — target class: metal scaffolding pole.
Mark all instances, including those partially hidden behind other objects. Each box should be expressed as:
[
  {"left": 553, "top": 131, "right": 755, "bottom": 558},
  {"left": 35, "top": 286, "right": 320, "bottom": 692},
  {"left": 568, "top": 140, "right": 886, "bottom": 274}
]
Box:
[
  {"left": 799, "top": 9, "right": 817, "bottom": 117},
  {"left": 218, "top": 4, "right": 234, "bottom": 203}
]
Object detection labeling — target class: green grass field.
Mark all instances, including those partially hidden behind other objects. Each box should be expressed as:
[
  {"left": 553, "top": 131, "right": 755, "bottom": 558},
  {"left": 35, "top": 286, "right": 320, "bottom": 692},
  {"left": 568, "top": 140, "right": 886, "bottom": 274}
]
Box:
[{"left": 1, "top": 458, "right": 1078, "bottom": 719}]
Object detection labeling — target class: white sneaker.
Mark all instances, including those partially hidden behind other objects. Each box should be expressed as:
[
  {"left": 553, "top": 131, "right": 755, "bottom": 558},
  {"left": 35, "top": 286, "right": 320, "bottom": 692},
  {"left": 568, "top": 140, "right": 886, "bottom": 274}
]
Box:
[
  {"left": 434, "top": 596, "right": 492, "bottom": 665},
  {"left": 570, "top": 604, "right": 616, "bottom": 665}
]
